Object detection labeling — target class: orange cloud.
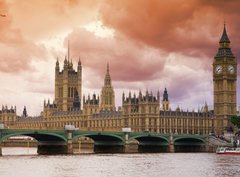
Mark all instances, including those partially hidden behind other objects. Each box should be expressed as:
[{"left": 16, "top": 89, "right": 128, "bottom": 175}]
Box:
[
  {"left": 99, "top": 0, "right": 240, "bottom": 58},
  {"left": 8, "top": 0, "right": 100, "bottom": 40},
  {"left": 0, "top": 0, "right": 47, "bottom": 73},
  {"left": 65, "top": 28, "right": 166, "bottom": 83}
]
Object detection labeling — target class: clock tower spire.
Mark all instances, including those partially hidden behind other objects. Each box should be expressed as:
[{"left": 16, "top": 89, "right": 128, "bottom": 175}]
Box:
[{"left": 213, "top": 24, "right": 237, "bottom": 134}]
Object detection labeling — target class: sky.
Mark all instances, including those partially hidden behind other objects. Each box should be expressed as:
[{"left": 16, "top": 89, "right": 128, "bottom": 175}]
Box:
[{"left": 1, "top": 0, "right": 240, "bottom": 116}]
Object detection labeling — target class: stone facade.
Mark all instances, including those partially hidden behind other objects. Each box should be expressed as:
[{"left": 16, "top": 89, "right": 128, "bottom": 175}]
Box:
[{"left": 14, "top": 65, "right": 214, "bottom": 136}]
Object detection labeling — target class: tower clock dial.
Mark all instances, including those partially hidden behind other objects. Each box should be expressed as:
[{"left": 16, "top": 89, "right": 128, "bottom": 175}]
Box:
[
  {"left": 215, "top": 65, "right": 222, "bottom": 74},
  {"left": 228, "top": 65, "right": 234, "bottom": 74}
]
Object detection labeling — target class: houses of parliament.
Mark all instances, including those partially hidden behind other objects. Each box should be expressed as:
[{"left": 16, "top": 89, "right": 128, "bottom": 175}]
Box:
[{"left": 0, "top": 25, "right": 238, "bottom": 136}]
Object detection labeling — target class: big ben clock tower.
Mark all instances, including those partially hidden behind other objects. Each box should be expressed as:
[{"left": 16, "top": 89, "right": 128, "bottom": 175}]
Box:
[{"left": 213, "top": 24, "right": 237, "bottom": 134}]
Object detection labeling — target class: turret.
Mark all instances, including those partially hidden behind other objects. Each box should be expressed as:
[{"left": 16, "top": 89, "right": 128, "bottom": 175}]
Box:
[
  {"left": 122, "top": 92, "right": 125, "bottom": 102},
  {"left": 163, "top": 88, "right": 168, "bottom": 101},
  {"left": 204, "top": 102, "right": 208, "bottom": 113},
  {"left": 23, "top": 106, "right": 27, "bottom": 118},
  {"left": 139, "top": 90, "right": 142, "bottom": 100},
  {"left": 78, "top": 57, "right": 82, "bottom": 71},
  {"left": 162, "top": 88, "right": 170, "bottom": 111},
  {"left": 55, "top": 58, "right": 60, "bottom": 72},
  {"left": 157, "top": 90, "right": 160, "bottom": 102},
  {"left": 64, "top": 56, "right": 68, "bottom": 69}
]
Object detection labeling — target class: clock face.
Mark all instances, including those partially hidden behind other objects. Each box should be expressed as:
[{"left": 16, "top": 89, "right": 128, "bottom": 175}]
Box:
[
  {"left": 228, "top": 65, "right": 234, "bottom": 74},
  {"left": 215, "top": 65, "right": 222, "bottom": 74}
]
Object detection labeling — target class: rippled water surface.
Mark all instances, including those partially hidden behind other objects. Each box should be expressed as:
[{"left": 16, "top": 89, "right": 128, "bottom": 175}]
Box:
[{"left": 1, "top": 148, "right": 240, "bottom": 177}]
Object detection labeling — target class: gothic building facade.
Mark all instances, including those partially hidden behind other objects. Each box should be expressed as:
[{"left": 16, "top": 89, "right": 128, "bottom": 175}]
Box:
[{"left": 12, "top": 24, "right": 237, "bottom": 136}]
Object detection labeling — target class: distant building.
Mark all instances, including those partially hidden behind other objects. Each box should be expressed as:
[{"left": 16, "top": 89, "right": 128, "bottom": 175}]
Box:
[{"left": 0, "top": 105, "right": 16, "bottom": 127}]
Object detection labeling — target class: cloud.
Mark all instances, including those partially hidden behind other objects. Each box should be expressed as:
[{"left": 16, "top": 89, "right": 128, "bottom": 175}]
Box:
[
  {"left": 99, "top": 0, "right": 240, "bottom": 59},
  {"left": 8, "top": 0, "right": 100, "bottom": 40},
  {"left": 64, "top": 28, "right": 167, "bottom": 84},
  {"left": 0, "top": 0, "right": 47, "bottom": 73}
]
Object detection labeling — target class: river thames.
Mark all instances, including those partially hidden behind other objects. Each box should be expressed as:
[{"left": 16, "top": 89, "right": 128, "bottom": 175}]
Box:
[{"left": 0, "top": 148, "right": 240, "bottom": 177}]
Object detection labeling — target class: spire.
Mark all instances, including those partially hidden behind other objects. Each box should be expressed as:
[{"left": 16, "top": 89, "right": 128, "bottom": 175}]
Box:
[
  {"left": 78, "top": 57, "right": 82, "bottom": 71},
  {"left": 107, "top": 62, "right": 109, "bottom": 74},
  {"left": 55, "top": 58, "right": 59, "bottom": 71},
  {"left": 70, "top": 58, "right": 73, "bottom": 69},
  {"left": 104, "top": 62, "right": 111, "bottom": 86},
  {"left": 122, "top": 91, "right": 125, "bottom": 102},
  {"left": 68, "top": 39, "right": 70, "bottom": 61},
  {"left": 215, "top": 23, "right": 234, "bottom": 58},
  {"left": 56, "top": 57, "right": 59, "bottom": 65},
  {"left": 220, "top": 23, "right": 230, "bottom": 43}
]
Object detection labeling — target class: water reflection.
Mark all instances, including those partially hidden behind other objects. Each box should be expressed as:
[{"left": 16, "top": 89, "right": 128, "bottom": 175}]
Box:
[
  {"left": 2, "top": 147, "right": 37, "bottom": 155},
  {"left": 1, "top": 148, "right": 240, "bottom": 177}
]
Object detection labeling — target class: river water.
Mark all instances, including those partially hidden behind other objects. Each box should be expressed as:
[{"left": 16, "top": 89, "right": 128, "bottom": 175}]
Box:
[{"left": 0, "top": 148, "right": 240, "bottom": 177}]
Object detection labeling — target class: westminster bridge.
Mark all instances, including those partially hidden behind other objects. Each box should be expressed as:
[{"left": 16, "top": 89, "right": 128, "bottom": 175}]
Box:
[{"left": 0, "top": 128, "right": 216, "bottom": 155}]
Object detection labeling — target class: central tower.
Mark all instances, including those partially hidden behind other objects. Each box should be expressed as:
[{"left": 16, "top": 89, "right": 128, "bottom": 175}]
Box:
[
  {"left": 55, "top": 42, "right": 82, "bottom": 112},
  {"left": 213, "top": 24, "right": 237, "bottom": 134},
  {"left": 100, "top": 63, "right": 115, "bottom": 111}
]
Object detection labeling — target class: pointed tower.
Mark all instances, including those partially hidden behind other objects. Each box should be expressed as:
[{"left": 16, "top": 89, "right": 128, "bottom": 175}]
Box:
[
  {"left": 162, "top": 88, "right": 170, "bottom": 111},
  {"left": 213, "top": 24, "right": 237, "bottom": 134},
  {"left": 22, "top": 106, "right": 27, "bottom": 118},
  {"left": 100, "top": 63, "right": 115, "bottom": 111},
  {"left": 54, "top": 44, "right": 82, "bottom": 112},
  {"left": 77, "top": 57, "right": 82, "bottom": 109}
]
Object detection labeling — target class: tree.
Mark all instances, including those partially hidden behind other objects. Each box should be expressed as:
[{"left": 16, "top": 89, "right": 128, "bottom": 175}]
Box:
[{"left": 231, "top": 115, "right": 240, "bottom": 129}]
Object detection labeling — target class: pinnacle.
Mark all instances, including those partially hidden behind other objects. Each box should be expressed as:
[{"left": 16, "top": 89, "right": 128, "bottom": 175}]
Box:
[{"left": 220, "top": 23, "right": 230, "bottom": 43}]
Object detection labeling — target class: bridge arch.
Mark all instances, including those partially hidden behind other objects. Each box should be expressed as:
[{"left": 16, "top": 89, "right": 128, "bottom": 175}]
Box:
[
  {"left": 0, "top": 130, "right": 68, "bottom": 155},
  {"left": 1, "top": 131, "right": 67, "bottom": 142},
  {"left": 129, "top": 135, "right": 169, "bottom": 144},
  {"left": 174, "top": 137, "right": 206, "bottom": 144},
  {"left": 174, "top": 137, "right": 206, "bottom": 152},
  {"left": 73, "top": 133, "right": 125, "bottom": 143},
  {"left": 73, "top": 132, "right": 125, "bottom": 153},
  {"left": 129, "top": 135, "right": 169, "bottom": 153}
]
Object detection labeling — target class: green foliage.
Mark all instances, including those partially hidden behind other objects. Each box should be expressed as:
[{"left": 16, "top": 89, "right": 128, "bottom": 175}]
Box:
[{"left": 231, "top": 115, "right": 240, "bottom": 129}]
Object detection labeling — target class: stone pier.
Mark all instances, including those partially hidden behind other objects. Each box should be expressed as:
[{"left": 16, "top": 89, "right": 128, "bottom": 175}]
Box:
[
  {"left": 169, "top": 134, "right": 175, "bottom": 153},
  {"left": 37, "top": 142, "right": 67, "bottom": 155},
  {"left": 124, "top": 141, "right": 139, "bottom": 153},
  {"left": 67, "top": 130, "right": 73, "bottom": 154}
]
